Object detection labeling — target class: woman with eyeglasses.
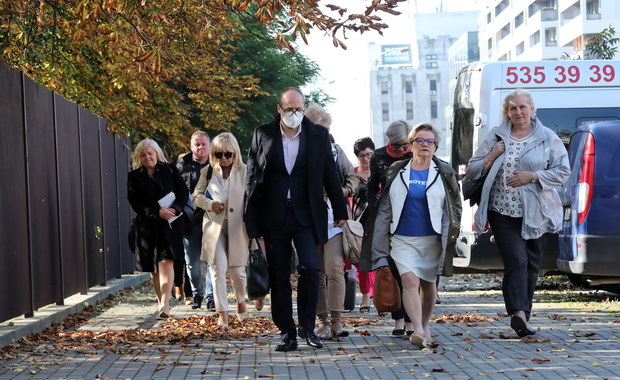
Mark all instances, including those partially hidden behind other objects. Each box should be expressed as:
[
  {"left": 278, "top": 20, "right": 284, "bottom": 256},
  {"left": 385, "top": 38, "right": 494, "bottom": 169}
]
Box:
[
  {"left": 369, "top": 123, "right": 461, "bottom": 349},
  {"left": 361, "top": 120, "right": 414, "bottom": 335},
  {"left": 351, "top": 137, "right": 376, "bottom": 313},
  {"left": 192, "top": 132, "right": 249, "bottom": 330}
]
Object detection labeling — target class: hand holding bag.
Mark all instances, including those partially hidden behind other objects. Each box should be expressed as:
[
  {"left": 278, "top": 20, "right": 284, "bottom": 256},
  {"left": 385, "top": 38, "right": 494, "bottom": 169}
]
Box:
[
  {"left": 341, "top": 219, "right": 364, "bottom": 264},
  {"left": 247, "top": 238, "right": 270, "bottom": 300},
  {"left": 373, "top": 266, "right": 401, "bottom": 313}
]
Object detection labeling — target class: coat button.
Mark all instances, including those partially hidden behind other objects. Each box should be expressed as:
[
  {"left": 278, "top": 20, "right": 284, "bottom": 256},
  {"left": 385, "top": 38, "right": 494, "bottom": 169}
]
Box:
[{"left": 229, "top": 208, "right": 234, "bottom": 213}]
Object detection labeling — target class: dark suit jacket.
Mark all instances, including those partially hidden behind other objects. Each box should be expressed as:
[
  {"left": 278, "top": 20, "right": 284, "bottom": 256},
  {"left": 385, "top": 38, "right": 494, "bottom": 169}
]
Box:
[{"left": 244, "top": 115, "right": 348, "bottom": 244}]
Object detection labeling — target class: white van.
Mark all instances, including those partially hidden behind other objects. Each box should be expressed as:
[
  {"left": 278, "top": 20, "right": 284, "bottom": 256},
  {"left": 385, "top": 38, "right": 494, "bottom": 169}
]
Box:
[{"left": 450, "top": 60, "right": 620, "bottom": 270}]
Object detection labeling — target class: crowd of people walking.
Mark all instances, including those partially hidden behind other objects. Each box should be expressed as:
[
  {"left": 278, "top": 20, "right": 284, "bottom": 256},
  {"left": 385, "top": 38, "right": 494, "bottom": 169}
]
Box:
[{"left": 127, "top": 87, "right": 568, "bottom": 351}]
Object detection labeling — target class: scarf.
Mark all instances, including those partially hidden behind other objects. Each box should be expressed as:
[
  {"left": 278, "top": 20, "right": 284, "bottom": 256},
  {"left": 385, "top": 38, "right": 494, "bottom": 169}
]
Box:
[{"left": 386, "top": 142, "right": 411, "bottom": 158}]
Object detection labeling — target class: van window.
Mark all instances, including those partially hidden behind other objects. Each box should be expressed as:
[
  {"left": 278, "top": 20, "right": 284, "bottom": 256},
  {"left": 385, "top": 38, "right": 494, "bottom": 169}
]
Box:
[
  {"left": 536, "top": 107, "right": 620, "bottom": 145},
  {"left": 451, "top": 108, "right": 475, "bottom": 176}
]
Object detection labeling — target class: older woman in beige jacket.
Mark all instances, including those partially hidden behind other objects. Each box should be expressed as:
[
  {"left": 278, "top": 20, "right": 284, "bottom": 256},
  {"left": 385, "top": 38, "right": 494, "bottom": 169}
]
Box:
[{"left": 192, "top": 132, "right": 249, "bottom": 330}]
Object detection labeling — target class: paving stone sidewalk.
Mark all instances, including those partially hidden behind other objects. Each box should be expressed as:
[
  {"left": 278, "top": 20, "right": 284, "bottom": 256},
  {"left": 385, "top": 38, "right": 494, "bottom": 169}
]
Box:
[{"left": 1, "top": 274, "right": 619, "bottom": 380}]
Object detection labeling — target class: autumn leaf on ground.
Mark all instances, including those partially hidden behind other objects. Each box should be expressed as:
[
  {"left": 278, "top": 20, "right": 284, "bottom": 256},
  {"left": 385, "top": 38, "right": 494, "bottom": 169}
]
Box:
[
  {"left": 531, "top": 358, "right": 552, "bottom": 364},
  {"left": 574, "top": 332, "right": 597, "bottom": 337},
  {"left": 548, "top": 314, "right": 566, "bottom": 321},
  {"left": 431, "top": 368, "right": 447, "bottom": 372},
  {"left": 433, "top": 312, "right": 499, "bottom": 324},
  {"left": 479, "top": 334, "right": 494, "bottom": 339},
  {"left": 520, "top": 336, "right": 550, "bottom": 343}
]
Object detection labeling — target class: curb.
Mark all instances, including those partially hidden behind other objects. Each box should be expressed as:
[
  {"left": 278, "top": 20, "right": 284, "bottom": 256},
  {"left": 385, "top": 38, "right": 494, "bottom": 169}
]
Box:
[{"left": 0, "top": 273, "right": 150, "bottom": 348}]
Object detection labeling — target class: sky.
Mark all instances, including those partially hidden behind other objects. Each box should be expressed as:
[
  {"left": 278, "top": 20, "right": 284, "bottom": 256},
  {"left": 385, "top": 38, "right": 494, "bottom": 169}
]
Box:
[{"left": 299, "top": 0, "right": 486, "bottom": 162}]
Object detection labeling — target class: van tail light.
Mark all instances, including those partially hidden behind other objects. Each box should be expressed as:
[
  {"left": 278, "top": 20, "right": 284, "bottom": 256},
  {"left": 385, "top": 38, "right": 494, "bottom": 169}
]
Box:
[{"left": 577, "top": 132, "right": 595, "bottom": 225}]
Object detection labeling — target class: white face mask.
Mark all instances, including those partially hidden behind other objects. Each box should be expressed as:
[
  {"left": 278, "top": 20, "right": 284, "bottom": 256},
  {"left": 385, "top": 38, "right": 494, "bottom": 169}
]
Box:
[{"left": 281, "top": 111, "right": 303, "bottom": 129}]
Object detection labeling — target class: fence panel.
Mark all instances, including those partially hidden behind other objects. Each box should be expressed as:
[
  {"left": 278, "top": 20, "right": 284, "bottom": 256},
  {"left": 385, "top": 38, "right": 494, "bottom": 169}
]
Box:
[
  {"left": 23, "top": 75, "right": 63, "bottom": 308},
  {"left": 55, "top": 94, "right": 87, "bottom": 297},
  {"left": 100, "top": 120, "right": 121, "bottom": 280},
  {"left": 116, "top": 138, "right": 135, "bottom": 274},
  {"left": 79, "top": 108, "right": 106, "bottom": 287},
  {"left": 0, "top": 64, "right": 32, "bottom": 321}
]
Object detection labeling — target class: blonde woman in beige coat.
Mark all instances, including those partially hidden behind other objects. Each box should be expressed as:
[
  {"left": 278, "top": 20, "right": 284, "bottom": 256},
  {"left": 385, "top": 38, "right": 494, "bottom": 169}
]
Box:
[{"left": 192, "top": 133, "right": 249, "bottom": 330}]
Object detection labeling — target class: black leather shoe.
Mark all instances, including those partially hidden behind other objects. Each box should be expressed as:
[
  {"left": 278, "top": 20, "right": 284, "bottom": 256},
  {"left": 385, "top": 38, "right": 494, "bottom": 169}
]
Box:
[
  {"left": 191, "top": 295, "right": 203, "bottom": 310},
  {"left": 206, "top": 299, "right": 216, "bottom": 312},
  {"left": 275, "top": 338, "right": 298, "bottom": 352},
  {"left": 298, "top": 327, "right": 324, "bottom": 348},
  {"left": 511, "top": 315, "right": 536, "bottom": 337}
]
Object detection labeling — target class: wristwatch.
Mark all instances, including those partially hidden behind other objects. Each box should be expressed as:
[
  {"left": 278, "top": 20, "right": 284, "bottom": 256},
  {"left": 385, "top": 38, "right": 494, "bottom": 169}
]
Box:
[{"left": 531, "top": 173, "right": 538, "bottom": 183}]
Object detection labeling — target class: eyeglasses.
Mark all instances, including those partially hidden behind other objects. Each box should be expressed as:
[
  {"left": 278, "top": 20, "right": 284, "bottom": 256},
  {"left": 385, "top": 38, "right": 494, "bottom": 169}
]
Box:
[
  {"left": 214, "top": 152, "right": 233, "bottom": 159},
  {"left": 357, "top": 152, "right": 373, "bottom": 160},
  {"left": 392, "top": 142, "right": 410, "bottom": 149},
  {"left": 411, "top": 138, "right": 437, "bottom": 146},
  {"left": 282, "top": 108, "right": 304, "bottom": 116}
]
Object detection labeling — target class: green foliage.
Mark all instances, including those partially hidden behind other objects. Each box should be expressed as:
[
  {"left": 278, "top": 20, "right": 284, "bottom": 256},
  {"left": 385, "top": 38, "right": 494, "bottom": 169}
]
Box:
[
  {"left": 586, "top": 25, "right": 620, "bottom": 60},
  {"left": 227, "top": 15, "right": 320, "bottom": 154}
]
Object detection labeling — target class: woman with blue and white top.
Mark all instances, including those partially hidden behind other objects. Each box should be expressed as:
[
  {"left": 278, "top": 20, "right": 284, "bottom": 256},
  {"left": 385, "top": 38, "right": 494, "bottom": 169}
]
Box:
[{"left": 370, "top": 123, "right": 461, "bottom": 349}]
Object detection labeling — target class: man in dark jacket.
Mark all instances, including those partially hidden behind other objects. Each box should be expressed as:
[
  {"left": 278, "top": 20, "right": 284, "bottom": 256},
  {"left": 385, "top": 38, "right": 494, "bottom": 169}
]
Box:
[
  {"left": 244, "top": 88, "right": 348, "bottom": 352},
  {"left": 177, "top": 131, "right": 214, "bottom": 310}
]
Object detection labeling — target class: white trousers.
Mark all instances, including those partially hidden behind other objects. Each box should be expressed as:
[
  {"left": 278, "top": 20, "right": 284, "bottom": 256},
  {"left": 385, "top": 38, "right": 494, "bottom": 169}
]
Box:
[{"left": 211, "top": 228, "right": 246, "bottom": 313}]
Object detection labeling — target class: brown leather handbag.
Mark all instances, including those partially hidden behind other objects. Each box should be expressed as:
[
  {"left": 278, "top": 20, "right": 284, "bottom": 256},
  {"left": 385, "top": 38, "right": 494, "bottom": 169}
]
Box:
[{"left": 373, "top": 266, "right": 401, "bottom": 312}]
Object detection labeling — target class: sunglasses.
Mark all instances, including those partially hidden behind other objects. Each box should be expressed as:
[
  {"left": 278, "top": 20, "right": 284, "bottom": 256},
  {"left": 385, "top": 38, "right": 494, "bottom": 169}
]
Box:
[
  {"left": 411, "top": 138, "right": 437, "bottom": 146},
  {"left": 214, "top": 151, "right": 233, "bottom": 159},
  {"left": 392, "top": 142, "right": 410, "bottom": 149}
]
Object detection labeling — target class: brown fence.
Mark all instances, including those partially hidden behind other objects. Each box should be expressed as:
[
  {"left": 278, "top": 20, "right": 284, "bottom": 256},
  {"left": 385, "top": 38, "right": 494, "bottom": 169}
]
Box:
[{"left": 0, "top": 61, "right": 135, "bottom": 323}]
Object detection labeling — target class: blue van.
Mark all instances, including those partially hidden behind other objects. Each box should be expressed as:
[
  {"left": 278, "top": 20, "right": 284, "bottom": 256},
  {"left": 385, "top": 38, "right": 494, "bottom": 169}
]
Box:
[{"left": 558, "top": 120, "right": 620, "bottom": 288}]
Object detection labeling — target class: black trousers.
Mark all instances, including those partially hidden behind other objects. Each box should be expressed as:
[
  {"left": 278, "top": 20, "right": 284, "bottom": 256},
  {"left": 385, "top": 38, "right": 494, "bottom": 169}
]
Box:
[
  {"left": 488, "top": 210, "right": 547, "bottom": 320},
  {"left": 263, "top": 207, "right": 320, "bottom": 338}
]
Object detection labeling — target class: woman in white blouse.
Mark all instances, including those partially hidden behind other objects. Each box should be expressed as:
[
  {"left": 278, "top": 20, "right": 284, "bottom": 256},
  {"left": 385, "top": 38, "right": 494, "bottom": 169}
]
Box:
[{"left": 193, "top": 133, "right": 249, "bottom": 330}]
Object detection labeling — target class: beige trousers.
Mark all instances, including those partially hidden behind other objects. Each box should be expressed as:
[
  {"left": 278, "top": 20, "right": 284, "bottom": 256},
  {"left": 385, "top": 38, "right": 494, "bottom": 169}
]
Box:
[{"left": 317, "top": 233, "right": 345, "bottom": 314}]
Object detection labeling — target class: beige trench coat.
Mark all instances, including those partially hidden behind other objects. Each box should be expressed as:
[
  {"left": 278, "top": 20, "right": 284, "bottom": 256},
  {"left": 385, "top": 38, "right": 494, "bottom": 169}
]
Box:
[{"left": 192, "top": 163, "right": 249, "bottom": 267}]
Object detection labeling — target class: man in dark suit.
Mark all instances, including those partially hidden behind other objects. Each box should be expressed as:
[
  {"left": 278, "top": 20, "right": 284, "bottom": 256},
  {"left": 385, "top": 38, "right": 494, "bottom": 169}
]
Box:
[{"left": 244, "top": 88, "right": 348, "bottom": 351}]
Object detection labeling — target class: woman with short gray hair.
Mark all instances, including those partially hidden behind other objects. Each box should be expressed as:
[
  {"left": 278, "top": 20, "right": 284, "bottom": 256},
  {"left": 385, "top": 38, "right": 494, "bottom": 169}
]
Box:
[{"left": 362, "top": 120, "right": 414, "bottom": 335}]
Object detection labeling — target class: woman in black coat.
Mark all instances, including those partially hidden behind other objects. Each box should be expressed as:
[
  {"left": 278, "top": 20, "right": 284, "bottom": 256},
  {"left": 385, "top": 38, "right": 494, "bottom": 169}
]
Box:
[{"left": 128, "top": 139, "right": 188, "bottom": 318}]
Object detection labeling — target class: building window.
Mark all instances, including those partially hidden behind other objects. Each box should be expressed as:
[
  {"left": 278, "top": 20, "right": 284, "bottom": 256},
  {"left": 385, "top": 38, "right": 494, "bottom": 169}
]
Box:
[
  {"left": 425, "top": 54, "right": 438, "bottom": 60},
  {"left": 587, "top": 0, "right": 601, "bottom": 19},
  {"left": 487, "top": 38, "right": 493, "bottom": 50},
  {"left": 405, "top": 80, "right": 413, "bottom": 93},
  {"left": 382, "top": 103, "right": 389, "bottom": 121},
  {"left": 381, "top": 81, "right": 388, "bottom": 95},
  {"left": 495, "top": 0, "right": 509, "bottom": 17},
  {"left": 529, "top": 31, "right": 540, "bottom": 47},
  {"left": 429, "top": 79, "right": 437, "bottom": 92},
  {"left": 426, "top": 62, "right": 438, "bottom": 68},
  {"left": 545, "top": 27, "right": 557, "bottom": 46},
  {"left": 487, "top": 12, "right": 492, "bottom": 24},
  {"left": 499, "top": 23, "right": 511, "bottom": 40},
  {"left": 515, "top": 12, "right": 524, "bottom": 28},
  {"left": 516, "top": 41, "right": 525, "bottom": 56},
  {"left": 406, "top": 102, "right": 414, "bottom": 120},
  {"left": 430, "top": 101, "right": 438, "bottom": 119}
]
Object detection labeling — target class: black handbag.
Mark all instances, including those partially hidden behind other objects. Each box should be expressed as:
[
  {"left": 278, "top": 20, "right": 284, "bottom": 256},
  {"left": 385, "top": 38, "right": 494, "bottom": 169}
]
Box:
[
  {"left": 247, "top": 239, "right": 270, "bottom": 300},
  {"left": 128, "top": 218, "right": 137, "bottom": 253},
  {"left": 463, "top": 134, "right": 501, "bottom": 206},
  {"left": 462, "top": 173, "right": 487, "bottom": 207}
]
